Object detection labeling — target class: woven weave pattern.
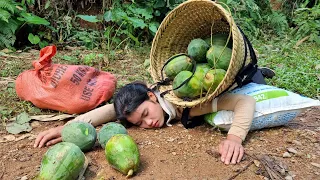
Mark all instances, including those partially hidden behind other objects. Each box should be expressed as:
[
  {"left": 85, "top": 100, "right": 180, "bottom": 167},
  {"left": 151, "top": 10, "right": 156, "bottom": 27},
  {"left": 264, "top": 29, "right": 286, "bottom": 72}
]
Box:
[{"left": 150, "top": 0, "right": 249, "bottom": 107}]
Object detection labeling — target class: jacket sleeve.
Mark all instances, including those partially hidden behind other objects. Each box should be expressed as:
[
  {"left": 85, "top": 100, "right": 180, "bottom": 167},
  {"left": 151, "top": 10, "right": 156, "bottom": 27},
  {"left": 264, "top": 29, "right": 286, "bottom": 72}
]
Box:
[
  {"left": 67, "top": 103, "right": 117, "bottom": 127},
  {"left": 217, "top": 93, "right": 256, "bottom": 141}
]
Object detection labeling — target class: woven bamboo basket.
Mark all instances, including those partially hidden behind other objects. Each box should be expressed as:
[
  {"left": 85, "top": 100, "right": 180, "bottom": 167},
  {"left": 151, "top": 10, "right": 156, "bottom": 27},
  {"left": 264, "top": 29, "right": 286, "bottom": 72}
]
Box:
[{"left": 150, "top": 0, "right": 251, "bottom": 108}]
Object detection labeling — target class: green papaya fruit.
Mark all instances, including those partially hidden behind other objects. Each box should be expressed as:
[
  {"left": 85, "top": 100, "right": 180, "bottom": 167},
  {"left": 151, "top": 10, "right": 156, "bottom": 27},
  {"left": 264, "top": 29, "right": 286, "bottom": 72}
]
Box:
[
  {"left": 37, "top": 142, "right": 85, "bottom": 180},
  {"left": 173, "top": 71, "right": 202, "bottom": 99},
  {"left": 105, "top": 134, "right": 140, "bottom": 177},
  {"left": 206, "top": 45, "right": 232, "bottom": 70},
  {"left": 203, "top": 69, "right": 226, "bottom": 92},
  {"left": 61, "top": 122, "right": 97, "bottom": 151},
  {"left": 98, "top": 122, "right": 127, "bottom": 149},
  {"left": 205, "top": 33, "right": 233, "bottom": 48},
  {"left": 187, "top": 38, "right": 210, "bottom": 63},
  {"left": 164, "top": 54, "right": 193, "bottom": 80}
]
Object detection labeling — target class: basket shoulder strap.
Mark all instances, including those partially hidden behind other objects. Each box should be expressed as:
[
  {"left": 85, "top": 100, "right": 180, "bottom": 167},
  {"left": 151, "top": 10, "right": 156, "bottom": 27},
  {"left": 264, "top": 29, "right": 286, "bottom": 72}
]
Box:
[
  {"left": 180, "top": 108, "right": 204, "bottom": 129},
  {"left": 151, "top": 54, "right": 197, "bottom": 98},
  {"left": 235, "top": 26, "right": 258, "bottom": 88}
]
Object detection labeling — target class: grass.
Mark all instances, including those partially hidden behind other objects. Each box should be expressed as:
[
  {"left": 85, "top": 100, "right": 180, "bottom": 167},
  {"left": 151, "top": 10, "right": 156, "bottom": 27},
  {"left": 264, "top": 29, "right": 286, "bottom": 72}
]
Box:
[{"left": 253, "top": 38, "right": 320, "bottom": 99}]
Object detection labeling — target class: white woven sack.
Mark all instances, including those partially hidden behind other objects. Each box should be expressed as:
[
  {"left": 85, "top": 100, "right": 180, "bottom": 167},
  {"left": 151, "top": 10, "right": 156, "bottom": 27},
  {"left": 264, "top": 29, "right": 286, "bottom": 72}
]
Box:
[{"left": 204, "top": 83, "right": 320, "bottom": 131}]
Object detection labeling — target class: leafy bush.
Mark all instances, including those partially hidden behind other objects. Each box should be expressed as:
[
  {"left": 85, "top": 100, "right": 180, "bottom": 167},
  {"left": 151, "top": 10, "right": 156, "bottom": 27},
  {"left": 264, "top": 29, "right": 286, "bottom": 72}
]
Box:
[
  {"left": 219, "top": 0, "right": 289, "bottom": 38},
  {"left": 291, "top": 1, "right": 320, "bottom": 44},
  {"left": 0, "top": 0, "right": 50, "bottom": 49},
  {"left": 0, "top": 0, "right": 21, "bottom": 48}
]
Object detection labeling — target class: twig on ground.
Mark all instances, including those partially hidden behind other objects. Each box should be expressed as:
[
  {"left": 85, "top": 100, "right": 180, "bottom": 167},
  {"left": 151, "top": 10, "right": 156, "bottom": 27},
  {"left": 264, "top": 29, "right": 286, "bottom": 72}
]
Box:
[
  {"left": 227, "top": 160, "right": 254, "bottom": 180},
  {"left": 0, "top": 161, "right": 5, "bottom": 179}
]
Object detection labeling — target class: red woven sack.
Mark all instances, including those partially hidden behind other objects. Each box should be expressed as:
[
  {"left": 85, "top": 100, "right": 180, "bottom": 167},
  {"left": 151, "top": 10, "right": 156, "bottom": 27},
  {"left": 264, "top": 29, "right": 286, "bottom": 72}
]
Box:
[{"left": 15, "top": 45, "right": 117, "bottom": 114}]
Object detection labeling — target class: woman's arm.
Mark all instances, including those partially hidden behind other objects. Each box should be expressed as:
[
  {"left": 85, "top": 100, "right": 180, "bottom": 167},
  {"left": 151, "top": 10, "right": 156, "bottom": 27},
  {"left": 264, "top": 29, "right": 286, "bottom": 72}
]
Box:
[
  {"left": 67, "top": 103, "right": 117, "bottom": 126},
  {"left": 189, "top": 93, "right": 256, "bottom": 165},
  {"left": 34, "top": 103, "right": 117, "bottom": 148},
  {"left": 215, "top": 93, "right": 256, "bottom": 165}
]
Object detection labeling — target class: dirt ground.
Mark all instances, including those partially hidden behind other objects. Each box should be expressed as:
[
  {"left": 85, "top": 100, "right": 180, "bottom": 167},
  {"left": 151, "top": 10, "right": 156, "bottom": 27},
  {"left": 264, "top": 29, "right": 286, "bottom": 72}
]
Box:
[{"left": 0, "top": 48, "right": 319, "bottom": 180}]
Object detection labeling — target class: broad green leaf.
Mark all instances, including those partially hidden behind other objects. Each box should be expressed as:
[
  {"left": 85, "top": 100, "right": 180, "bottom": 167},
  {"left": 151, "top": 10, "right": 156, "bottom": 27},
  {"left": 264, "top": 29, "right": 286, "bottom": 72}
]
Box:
[
  {"left": 128, "top": 6, "right": 153, "bottom": 20},
  {"left": 39, "top": 40, "right": 48, "bottom": 48},
  {"left": 45, "top": 0, "right": 51, "bottom": 9},
  {"left": 77, "top": 15, "right": 100, "bottom": 23},
  {"left": 149, "top": 21, "right": 159, "bottom": 34},
  {"left": 112, "top": 8, "right": 127, "bottom": 21},
  {"left": 128, "top": 17, "right": 147, "bottom": 29},
  {"left": 6, "top": 122, "right": 32, "bottom": 134},
  {"left": 16, "top": 112, "right": 31, "bottom": 124},
  {"left": 154, "top": 0, "right": 166, "bottom": 8},
  {"left": 28, "top": 33, "right": 40, "bottom": 44},
  {"left": 20, "top": 13, "right": 50, "bottom": 25},
  {"left": 104, "top": 11, "right": 112, "bottom": 22}
]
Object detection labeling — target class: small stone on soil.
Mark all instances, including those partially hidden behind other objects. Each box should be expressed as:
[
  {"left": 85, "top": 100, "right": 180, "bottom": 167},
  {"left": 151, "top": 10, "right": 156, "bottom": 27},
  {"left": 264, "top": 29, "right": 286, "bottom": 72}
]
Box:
[
  {"left": 285, "top": 175, "right": 293, "bottom": 180},
  {"left": 253, "top": 160, "right": 261, "bottom": 167},
  {"left": 287, "top": 147, "right": 298, "bottom": 154},
  {"left": 20, "top": 176, "right": 28, "bottom": 180},
  {"left": 283, "top": 152, "right": 292, "bottom": 158}
]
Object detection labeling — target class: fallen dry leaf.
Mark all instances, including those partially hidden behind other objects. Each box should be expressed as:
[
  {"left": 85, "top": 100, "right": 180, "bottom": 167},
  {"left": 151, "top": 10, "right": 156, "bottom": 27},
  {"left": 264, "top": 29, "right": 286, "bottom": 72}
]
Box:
[
  {"left": 0, "top": 135, "right": 16, "bottom": 143},
  {"left": 30, "top": 114, "right": 76, "bottom": 121}
]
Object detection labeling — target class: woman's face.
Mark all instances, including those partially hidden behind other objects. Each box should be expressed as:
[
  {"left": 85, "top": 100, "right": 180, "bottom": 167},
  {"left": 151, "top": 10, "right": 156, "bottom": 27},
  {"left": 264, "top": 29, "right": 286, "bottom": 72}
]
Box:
[{"left": 126, "top": 92, "right": 165, "bottom": 128}]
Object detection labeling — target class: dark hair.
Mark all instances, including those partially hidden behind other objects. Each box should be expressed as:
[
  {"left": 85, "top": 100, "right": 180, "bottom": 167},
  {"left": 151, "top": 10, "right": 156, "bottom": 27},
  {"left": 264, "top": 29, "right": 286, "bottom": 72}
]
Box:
[{"left": 114, "top": 81, "right": 152, "bottom": 126}]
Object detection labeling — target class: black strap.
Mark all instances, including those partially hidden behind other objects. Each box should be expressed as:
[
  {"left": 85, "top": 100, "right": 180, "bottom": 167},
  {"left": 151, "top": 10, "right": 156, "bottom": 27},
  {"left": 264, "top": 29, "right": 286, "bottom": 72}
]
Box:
[
  {"left": 151, "top": 53, "right": 197, "bottom": 98},
  {"left": 234, "top": 26, "right": 258, "bottom": 88},
  {"left": 180, "top": 108, "right": 204, "bottom": 129}
]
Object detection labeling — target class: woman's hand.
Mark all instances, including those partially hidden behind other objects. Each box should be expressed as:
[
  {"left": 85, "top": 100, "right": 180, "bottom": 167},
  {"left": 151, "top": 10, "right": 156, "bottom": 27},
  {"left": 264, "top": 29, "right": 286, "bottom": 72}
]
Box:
[
  {"left": 34, "top": 126, "right": 64, "bottom": 148},
  {"left": 218, "top": 134, "right": 244, "bottom": 165}
]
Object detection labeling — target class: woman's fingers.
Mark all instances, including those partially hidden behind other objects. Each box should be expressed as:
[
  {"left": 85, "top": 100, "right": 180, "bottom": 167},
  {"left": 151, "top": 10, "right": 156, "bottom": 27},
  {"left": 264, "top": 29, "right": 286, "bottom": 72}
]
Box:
[
  {"left": 38, "top": 131, "right": 60, "bottom": 148},
  {"left": 237, "top": 147, "right": 244, "bottom": 163},
  {"left": 224, "top": 143, "right": 235, "bottom": 164},
  {"left": 218, "top": 139, "right": 245, "bottom": 165},
  {"left": 46, "top": 137, "right": 62, "bottom": 146},
  {"left": 231, "top": 146, "right": 240, "bottom": 164},
  {"left": 34, "top": 126, "right": 63, "bottom": 148},
  {"left": 34, "top": 130, "right": 49, "bottom": 148},
  {"left": 221, "top": 141, "right": 230, "bottom": 162}
]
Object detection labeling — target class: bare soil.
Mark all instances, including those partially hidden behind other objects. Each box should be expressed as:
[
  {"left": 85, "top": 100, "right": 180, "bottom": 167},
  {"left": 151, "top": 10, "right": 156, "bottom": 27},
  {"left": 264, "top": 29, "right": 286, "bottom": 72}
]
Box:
[{"left": 0, "top": 48, "right": 319, "bottom": 180}]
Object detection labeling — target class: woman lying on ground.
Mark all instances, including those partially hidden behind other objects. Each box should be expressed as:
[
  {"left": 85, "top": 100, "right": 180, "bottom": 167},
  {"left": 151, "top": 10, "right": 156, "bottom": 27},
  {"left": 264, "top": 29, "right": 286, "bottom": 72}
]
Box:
[{"left": 34, "top": 68, "right": 275, "bottom": 165}]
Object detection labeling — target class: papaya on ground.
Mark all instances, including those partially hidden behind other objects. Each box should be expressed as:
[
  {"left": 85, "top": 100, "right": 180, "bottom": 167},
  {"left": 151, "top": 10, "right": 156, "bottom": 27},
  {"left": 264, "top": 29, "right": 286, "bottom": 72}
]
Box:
[
  {"left": 37, "top": 142, "right": 85, "bottom": 180},
  {"left": 203, "top": 69, "right": 226, "bottom": 92},
  {"left": 173, "top": 71, "right": 202, "bottom": 99},
  {"left": 204, "top": 33, "right": 233, "bottom": 48},
  {"left": 98, "top": 122, "right": 127, "bottom": 149},
  {"left": 187, "top": 38, "right": 210, "bottom": 63},
  {"left": 206, "top": 45, "right": 232, "bottom": 71},
  {"left": 61, "top": 121, "right": 97, "bottom": 152},
  {"left": 105, "top": 134, "right": 140, "bottom": 177},
  {"left": 164, "top": 54, "right": 193, "bottom": 80}
]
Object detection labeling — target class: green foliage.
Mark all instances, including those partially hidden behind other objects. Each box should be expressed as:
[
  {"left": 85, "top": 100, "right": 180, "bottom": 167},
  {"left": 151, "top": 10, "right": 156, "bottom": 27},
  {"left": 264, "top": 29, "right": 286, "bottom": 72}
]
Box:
[
  {"left": 256, "top": 39, "right": 320, "bottom": 99},
  {"left": 0, "top": 0, "right": 50, "bottom": 49},
  {"left": 0, "top": 0, "right": 20, "bottom": 49},
  {"left": 219, "top": 0, "right": 289, "bottom": 38},
  {"left": 28, "top": 33, "right": 40, "bottom": 44},
  {"left": 291, "top": 1, "right": 320, "bottom": 44}
]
